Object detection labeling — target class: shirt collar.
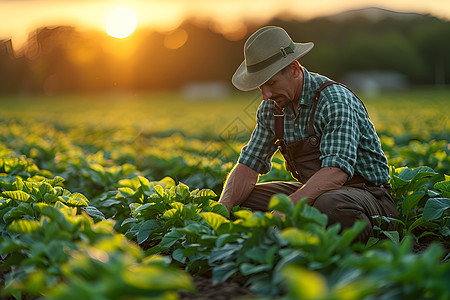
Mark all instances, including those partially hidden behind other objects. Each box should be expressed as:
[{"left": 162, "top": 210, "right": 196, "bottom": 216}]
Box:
[{"left": 298, "top": 67, "right": 315, "bottom": 108}]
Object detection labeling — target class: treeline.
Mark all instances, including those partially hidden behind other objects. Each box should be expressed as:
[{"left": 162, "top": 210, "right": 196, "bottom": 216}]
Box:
[{"left": 0, "top": 8, "right": 449, "bottom": 94}]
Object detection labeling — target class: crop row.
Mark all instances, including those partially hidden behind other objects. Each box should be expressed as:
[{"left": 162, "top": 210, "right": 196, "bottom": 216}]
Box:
[{"left": 0, "top": 133, "right": 449, "bottom": 299}]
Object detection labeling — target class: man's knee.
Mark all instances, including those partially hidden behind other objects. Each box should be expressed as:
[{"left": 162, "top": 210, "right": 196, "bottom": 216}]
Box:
[{"left": 313, "top": 189, "right": 372, "bottom": 242}]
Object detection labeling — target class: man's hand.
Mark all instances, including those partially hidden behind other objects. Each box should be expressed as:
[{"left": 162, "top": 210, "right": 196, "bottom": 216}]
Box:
[{"left": 288, "top": 167, "right": 348, "bottom": 206}]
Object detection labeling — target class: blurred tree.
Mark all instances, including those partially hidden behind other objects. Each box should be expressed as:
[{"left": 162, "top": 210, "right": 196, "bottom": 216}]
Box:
[
  {"left": 1, "top": 9, "right": 449, "bottom": 94},
  {"left": 0, "top": 39, "right": 28, "bottom": 93},
  {"left": 412, "top": 17, "right": 450, "bottom": 85}
]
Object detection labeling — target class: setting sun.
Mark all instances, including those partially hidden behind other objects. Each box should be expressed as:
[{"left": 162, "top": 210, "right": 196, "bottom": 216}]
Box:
[{"left": 106, "top": 7, "right": 138, "bottom": 39}]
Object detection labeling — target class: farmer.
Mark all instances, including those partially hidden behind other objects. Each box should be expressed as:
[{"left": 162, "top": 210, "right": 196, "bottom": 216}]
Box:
[{"left": 218, "top": 26, "right": 398, "bottom": 242}]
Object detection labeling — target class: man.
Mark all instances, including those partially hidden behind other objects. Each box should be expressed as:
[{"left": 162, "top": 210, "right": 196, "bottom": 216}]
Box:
[{"left": 219, "top": 26, "right": 398, "bottom": 242}]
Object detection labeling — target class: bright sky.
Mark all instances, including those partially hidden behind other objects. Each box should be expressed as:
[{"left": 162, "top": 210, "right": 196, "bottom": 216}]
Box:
[{"left": 1, "top": 0, "right": 449, "bottom": 49}]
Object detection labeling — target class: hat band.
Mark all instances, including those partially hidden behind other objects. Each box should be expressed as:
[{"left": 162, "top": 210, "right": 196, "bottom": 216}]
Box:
[{"left": 246, "top": 41, "right": 295, "bottom": 73}]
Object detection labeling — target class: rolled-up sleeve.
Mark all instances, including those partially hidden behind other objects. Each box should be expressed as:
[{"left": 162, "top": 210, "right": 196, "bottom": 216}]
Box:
[
  {"left": 318, "top": 100, "right": 359, "bottom": 179},
  {"left": 239, "top": 104, "right": 277, "bottom": 174}
]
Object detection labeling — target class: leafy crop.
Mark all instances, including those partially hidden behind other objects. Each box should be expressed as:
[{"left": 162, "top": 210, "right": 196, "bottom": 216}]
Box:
[{"left": 0, "top": 91, "right": 448, "bottom": 299}]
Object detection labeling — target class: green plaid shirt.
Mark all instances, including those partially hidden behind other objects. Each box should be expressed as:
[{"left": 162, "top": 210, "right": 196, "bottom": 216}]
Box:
[{"left": 239, "top": 67, "right": 390, "bottom": 185}]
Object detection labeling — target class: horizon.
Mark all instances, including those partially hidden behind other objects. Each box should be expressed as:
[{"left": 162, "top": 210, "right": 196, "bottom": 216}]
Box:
[{"left": 1, "top": 0, "right": 450, "bottom": 50}]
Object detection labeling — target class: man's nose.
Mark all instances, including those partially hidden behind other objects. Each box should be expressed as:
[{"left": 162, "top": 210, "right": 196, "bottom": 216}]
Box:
[{"left": 260, "top": 85, "right": 272, "bottom": 101}]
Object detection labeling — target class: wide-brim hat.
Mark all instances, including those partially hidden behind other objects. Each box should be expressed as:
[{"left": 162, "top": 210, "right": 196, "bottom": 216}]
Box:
[{"left": 232, "top": 26, "right": 314, "bottom": 91}]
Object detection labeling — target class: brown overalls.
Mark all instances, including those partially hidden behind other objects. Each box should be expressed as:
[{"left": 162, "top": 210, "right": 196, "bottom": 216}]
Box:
[{"left": 241, "top": 81, "right": 399, "bottom": 242}]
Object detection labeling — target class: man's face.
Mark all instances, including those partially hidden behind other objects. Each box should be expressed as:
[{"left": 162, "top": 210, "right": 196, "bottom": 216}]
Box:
[{"left": 259, "top": 66, "right": 297, "bottom": 108}]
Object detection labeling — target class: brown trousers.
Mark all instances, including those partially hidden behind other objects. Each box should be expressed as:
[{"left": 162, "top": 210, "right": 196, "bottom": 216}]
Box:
[{"left": 241, "top": 181, "right": 399, "bottom": 243}]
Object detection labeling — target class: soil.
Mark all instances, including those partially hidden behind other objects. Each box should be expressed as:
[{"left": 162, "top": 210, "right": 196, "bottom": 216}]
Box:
[{"left": 178, "top": 275, "right": 257, "bottom": 300}]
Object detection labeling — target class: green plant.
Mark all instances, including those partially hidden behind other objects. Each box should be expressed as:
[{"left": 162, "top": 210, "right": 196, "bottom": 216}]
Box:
[
  {"left": 202, "top": 195, "right": 365, "bottom": 296},
  {"left": 46, "top": 235, "right": 195, "bottom": 300},
  {"left": 387, "top": 166, "right": 449, "bottom": 242},
  {"left": 0, "top": 201, "right": 112, "bottom": 299}
]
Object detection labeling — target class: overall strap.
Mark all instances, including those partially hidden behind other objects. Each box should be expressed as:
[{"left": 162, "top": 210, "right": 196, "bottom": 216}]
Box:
[
  {"left": 273, "top": 80, "right": 369, "bottom": 148},
  {"left": 274, "top": 104, "right": 285, "bottom": 141},
  {"left": 273, "top": 104, "right": 286, "bottom": 153}
]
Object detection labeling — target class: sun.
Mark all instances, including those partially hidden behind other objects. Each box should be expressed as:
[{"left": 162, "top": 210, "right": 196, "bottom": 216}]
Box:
[{"left": 106, "top": 7, "right": 138, "bottom": 39}]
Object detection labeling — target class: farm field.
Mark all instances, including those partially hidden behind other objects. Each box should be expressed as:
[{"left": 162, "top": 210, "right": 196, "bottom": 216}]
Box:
[{"left": 0, "top": 88, "right": 449, "bottom": 299}]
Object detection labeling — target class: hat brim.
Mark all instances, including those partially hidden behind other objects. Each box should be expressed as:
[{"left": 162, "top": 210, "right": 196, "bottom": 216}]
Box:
[{"left": 232, "top": 42, "right": 314, "bottom": 91}]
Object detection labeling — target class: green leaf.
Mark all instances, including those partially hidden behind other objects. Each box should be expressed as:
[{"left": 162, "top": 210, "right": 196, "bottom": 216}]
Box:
[
  {"left": 2, "top": 190, "right": 31, "bottom": 202},
  {"left": 16, "top": 176, "right": 25, "bottom": 189},
  {"left": 38, "top": 182, "right": 53, "bottom": 198},
  {"left": 175, "top": 182, "right": 191, "bottom": 201},
  {"left": 382, "top": 230, "right": 400, "bottom": 244},
  {"left": 280, "top": 265, "right": 328, "bottom": 299},
  {"left": 265, "top": 244, "right": 279, "bottom": 265},
  {"left": 193, "top": 189, "right": 217, "bottom": 204},
  {"left": 209, "top": 243, "right": 240, "bottom": 264},
  {"left": 163, "top": 208, "right": 178, "bottom": 220},
  {"left": 137, "top": 220, "right": 160, "bottom": 244},
  {"left": 158, "top": 228, "right": 185, "bottom": 249},
  {"left": 7, "top": 219, "right": 42, "bottom": 233},
  {"left": 69, "top": 193, "right": 89, "bottom": 205},
  {"left": 407, "top": 217, "right": 427, "bottom": 234},
  {"left": 298, "top": 205, "right": 328, "bottom": 227},
  {"left": 39, "top": 205, "right": 71, "bottom": 228},
  {"left": 366, "top": 237, "right": 379, "bottom": 248},
  {"left": 172, "top": 248, "right": 186, "bottom": 263},
  {"left": 207, "top": 200, "right": 229, "bottom": 218},
  {"left": 153, "top": 185, "right": 166, "bottom": 199},
  {"left": 121, "top": 217, "right": 138, "bottom": 227},
  {"left": 280, "top": 227, "right": 320, "bottom": 247},
  {"left": 336, "top": 221, "right": 367, "bottom": 249},
  {"left": 212, "top": 262, "right": 238, "bottom": 284},
  {"left": 434, "top": 180, "right": 450, "bottom": 198},
  {"left": 244, "top": 247, "right": 267, "bottom": 264},
  {"left": 402, "top": 191, "right": 426, "bottom": 214},
  {"left": 59, "top": 194, "right": 88, "bottom": 207},
  {"left": 4, "top": 202, "right": 34, "bottom": 222},
  {"left": 81, "top": 206, "right": 106, "bottom": 220},
  {"left": 423, "top": 198, "right": 450, "bottom": 221},
  {"left": 397, "top": 166, "right": 437, "bottom": 182},
  {"left": 183, "top": 244, "right": 201, "bottom": 257},
  {"left": 240, "top": 263, "right": 272, "bottom": 276},
  {"left": 131, "top": 203, "right": 152, "bottom": 217},
  {"left": 122, "top": 262, "right": 195, "bottom": 292},
  {"left": 118, "top": 187, "right": 136, "bottom": 197},
  {"left": 268, "top": 194, "right": 294, "bottom": 215},
  {"left": 199, "top": 212, "right": 229, "bottom": 231}
]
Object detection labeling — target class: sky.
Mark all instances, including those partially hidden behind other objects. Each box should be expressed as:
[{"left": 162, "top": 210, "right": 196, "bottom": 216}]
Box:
[{"left": 1, "top": 0, "right": 450, "bottom": 50}]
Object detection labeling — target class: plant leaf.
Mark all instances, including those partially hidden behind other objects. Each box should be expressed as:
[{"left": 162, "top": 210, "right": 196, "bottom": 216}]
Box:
[
  {"left": 212, "top": 262, "right": 238, "bottom": 284},
  {"left": 402, "top": 191, "right": 426, "bottom": 214},
  {"left": 7, "top": 219, "right": 42, "bottom": 233},
  {"left": 158, "top": 228, "right": 185, "bottom": 249},
  {"left": 2, "top": 190, "right": 31, "bottom": 202},
  {"left": 268, "top": 194, "right": 294, "bottom": 215},
  {"left": 199, "top": 212, "right": 228, "bottom": 232},
  {"left": 137, "top": 219, "right": 160, "bottom": 244},
  {"left": 240, "top": 263, "right": 272, "bottom": 276},
  {"left": 81, "top": 206, "right": 106, "bottom": 220},
  {"left": 280, "top": 227, "right": 320, "bottom": 247},
  {"left": 423, "top": 198, "right": 450, "bottom": 221}
]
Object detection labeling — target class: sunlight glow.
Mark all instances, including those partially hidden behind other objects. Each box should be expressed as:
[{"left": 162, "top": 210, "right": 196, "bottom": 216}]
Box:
[{"left": 106, "top": 7, "right": 138, "bottom": 39}]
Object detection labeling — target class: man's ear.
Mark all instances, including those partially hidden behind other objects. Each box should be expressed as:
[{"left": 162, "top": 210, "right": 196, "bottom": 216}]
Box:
[{"left": 290, "top": 61, "right": 301, "bottom": 78}]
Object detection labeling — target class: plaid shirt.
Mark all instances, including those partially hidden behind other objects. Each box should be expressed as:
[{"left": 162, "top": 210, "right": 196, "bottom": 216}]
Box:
[{"left": 239, "top": 67, "right": 390, "bottom": 185}]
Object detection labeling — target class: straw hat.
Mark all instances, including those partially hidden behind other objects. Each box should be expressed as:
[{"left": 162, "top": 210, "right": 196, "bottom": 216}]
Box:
[{"left": 232, "top": 26, "right": 314, "bottom": 91}]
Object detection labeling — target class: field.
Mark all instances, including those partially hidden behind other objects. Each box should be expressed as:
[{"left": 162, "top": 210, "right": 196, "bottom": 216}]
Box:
[{"left": 0, "top": 88, "right": 449, "bottom": 299}]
